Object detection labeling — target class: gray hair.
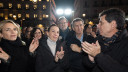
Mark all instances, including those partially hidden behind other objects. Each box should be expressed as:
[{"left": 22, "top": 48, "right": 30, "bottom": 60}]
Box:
[
  {"left": 71, "top": 18, "right": 84, "bottom": 28},
  {"left": 58, "top": 16, "right": 68, "bottom": 23}
]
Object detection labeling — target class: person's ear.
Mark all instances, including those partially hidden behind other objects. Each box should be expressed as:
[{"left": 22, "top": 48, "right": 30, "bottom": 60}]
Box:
[
  {"left": 111, "top": 20, "right": 117, "bottom": 29},
  {"left": 0, "top": 33, "right": 3, "bottom": 38}
]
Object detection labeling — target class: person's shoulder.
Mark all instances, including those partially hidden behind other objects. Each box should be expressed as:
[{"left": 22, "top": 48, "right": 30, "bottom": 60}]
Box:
[{"left": 66, "top": 31, "right": 75, "bottom": 38}]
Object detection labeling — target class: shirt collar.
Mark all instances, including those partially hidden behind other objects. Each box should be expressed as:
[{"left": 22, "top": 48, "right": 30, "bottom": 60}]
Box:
[{"left": 76, "top": 34, "right": 84, "bottom": 42}]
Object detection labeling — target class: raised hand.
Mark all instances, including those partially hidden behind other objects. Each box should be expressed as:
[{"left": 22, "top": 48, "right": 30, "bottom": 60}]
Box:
[
  {"left": 0, "top": 48, "right": 10, "bottom": 62},
  {"left": 91, "top": 31, "right": 97, "bottom": 38},
  {"left": 29, "top": 38, "right": 39, "bottom": 53},
  {"left": 55, "top": 46, "right": 65, "bottom": 62},
  {"left": 55, "top": 53, "right": 59, "bottom": 62}
]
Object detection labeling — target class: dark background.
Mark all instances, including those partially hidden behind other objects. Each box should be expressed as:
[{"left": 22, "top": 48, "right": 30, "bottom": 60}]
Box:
[{"left": 55, "top": 0, "right": 74, "bottom": 9}]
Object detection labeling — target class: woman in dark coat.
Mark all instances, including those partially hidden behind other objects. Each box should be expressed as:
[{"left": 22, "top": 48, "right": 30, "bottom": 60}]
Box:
[
  {"left": 35, "top": 24, "right": 69, "bottom": 72},
  {"left": 0, "top": 20, "right": 39, "bottom": 72},
  {"left": 28, "top": 27, "right": 44, "bottom": 72}
]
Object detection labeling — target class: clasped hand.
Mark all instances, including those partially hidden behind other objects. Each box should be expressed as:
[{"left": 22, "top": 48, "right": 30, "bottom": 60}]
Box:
[{"left": 81, "top": 40, "right": 101, "bottom": 57}]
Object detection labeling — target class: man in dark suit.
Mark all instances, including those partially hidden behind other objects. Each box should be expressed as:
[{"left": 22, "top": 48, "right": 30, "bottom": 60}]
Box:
[
  {"left": 66, "top": 18, "right": 94, "bottom": 72},
  {"left": 82, "top": 8, "right": 128, "bottom": 72}
]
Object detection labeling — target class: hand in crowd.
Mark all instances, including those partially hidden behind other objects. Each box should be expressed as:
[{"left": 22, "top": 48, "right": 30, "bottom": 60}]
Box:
[
  {"left": 0, "top": 48, "right": 10, "bottom": 62},
  {"left": 81, "top": 40, "right": 101, "bottom": 57},
  {"left": 70, "top": 44, "right": 81, "bottom": 53},
  {"left": 29, "top": 38, "right": 39, "bottom": 53},
  {"left": 91, "top": 31, "right": 97, "bottom": 38},
  {"left": 55, "top": 46, "right": 64, "bottom": 62}
]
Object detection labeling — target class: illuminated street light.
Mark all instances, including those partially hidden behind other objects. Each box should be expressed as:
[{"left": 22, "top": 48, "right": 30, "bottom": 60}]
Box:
[
  {"left": 64, "top": 9, "right": 72, "bottom": 15},
  {"left": 82, "top": 13, "right": 86, "bottom": 17},
  {"left": 56, "top": 8, "right": 73, "bottom": 16},
  {"left": 56, "top": 9, "right": 64, "bottom": 15}
]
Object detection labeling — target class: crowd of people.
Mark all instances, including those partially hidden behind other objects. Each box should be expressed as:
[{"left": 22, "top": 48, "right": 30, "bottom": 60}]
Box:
[{"left": 0, "top": 8, "right": 128, "bottom": 72}]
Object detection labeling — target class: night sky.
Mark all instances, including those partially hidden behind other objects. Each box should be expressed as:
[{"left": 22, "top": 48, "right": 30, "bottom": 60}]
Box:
[{"left": 55, "top": 0, "right": 74, "bottom": 9}]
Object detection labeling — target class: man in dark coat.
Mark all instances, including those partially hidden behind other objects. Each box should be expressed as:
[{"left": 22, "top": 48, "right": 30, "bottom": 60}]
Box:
[
  {"left": 82, "top": 8, "right": 128, "bottom": 72},
  {"left": 57, "top": 16, "right": 70, "bottom": 42},
  {"left": 66, "top": 18, "right": 95, "bottom": 72}
]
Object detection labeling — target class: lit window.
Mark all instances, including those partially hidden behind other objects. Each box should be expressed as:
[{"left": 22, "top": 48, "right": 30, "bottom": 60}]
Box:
[
  {"left": 33, "top": 5, "right": 37, "bottom": 9},
  {"left": 0, "top": 3, "right": 4, "bottom": 8},
  {"left": 9, "top": 14, "right": 13, "bottom": 17},
  {"left": 5, "top": 16, "right": 8, "bottom": 20},
  {"left": 18, "top": 14, "right": 22, "bottom": 18},
  {"left": 43, "top": 5, "right": 46, "bottom": 9},
  {"left": 43, "top": 14, "right": 46, "bottom": 18},
  {"left": 0, "top": 13, "right": 4, "bottom": 17},
  {"left": 26, "top": 4, "right": 29, "bottom": 9},
  {"left": 26, "top": 14, "right": 29, "bottom": 18},
  {"left": 39, "top": 0, "right": 41, "bottom": 1},
  {"left": 46, "top": 0, "right": 49, "bottom": 2},
  {"left": 13, "top": 15, "right": 17, "bottom": 20},
  {"left": 30, "top": 0, "right": 33, "bottom": 1},
  {"left": 34, "top": 14, "right": 37, "bottom": 18},
  {"left": 9, "top": 3, "right": 12, "bottom": 8},
  {"left": 39, "top": 17, "right": 42, "bottom": 20},
  {"left": 17, "top": 4, "right": 21, "bottom": 9},
  {"left": 46, "top": 15, "right": 49, "bottom": 18},
  {"left": 22, "top": 0, "right": 24, "bottom": 1}
]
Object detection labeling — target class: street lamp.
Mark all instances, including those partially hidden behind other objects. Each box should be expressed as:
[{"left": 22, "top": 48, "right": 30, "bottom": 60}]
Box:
[{"left": 82, "top": 14, "right": 86, "bottom": 17}]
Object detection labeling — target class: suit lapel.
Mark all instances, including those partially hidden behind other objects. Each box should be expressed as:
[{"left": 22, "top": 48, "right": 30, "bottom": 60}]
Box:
[
  {"left": 43, "top": 41, "right": 54, "bottom": 57},
  {"left": 56, "top": 41, "right": 61, "bottom": 52}
]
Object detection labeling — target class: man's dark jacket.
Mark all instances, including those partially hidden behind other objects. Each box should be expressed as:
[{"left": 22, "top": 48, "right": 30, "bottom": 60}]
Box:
[
  {"left": 83, "top": 29, "right": 128, "bottom": 72},
  {"left": 66, "top": 31, "right": 95, "bottom": 72}
]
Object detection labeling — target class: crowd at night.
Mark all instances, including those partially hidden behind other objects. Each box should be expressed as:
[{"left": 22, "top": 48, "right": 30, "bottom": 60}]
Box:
[{"left": 0, "top": 0, "right": 128, "bottom": 72}]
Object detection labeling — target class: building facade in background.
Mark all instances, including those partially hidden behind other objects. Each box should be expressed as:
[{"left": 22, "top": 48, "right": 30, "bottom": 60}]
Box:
[
  {"left": 0, "top": 0, "right": 56, "bottom": 28},
  {"left": 74, "top": 0, "right": 128, "bottom": 24}
]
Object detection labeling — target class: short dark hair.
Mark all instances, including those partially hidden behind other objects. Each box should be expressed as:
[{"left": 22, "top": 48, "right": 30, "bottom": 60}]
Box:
[
  {"left": 48, "top": 24, "right": 58, "bottom": 32},
  {"left": 99, "top": 8, "right": 125, "bottom": 30},
  {"left": 30, "top": 27, "right": 43, "bottom": 38},
  {"left": 71, "top": 18, "right": 84, "bottom": 28}
]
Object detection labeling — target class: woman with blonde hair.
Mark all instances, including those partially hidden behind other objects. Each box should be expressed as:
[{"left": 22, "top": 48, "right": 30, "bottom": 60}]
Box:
[{"left": 0, "top": 20, "right": 39, "bottom": 72}]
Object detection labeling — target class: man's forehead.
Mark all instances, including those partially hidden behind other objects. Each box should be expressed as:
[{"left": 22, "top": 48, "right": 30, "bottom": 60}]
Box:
[
  {"left": 59, "top": 19, "right": 66, "bottom": 22},
  {"left": 74, "top": 21, "right": 83, "bottom": 24}
]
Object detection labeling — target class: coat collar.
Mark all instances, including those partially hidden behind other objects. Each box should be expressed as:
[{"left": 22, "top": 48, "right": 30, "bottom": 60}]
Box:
[{"left": 42, "top": 39, "right": 61, "bottom": 56}]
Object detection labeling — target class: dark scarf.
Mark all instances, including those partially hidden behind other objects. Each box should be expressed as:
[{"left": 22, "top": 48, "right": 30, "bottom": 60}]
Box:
[
  {"left": 1, "top": 37, "right": 23, "bottom": 47},
  {"left": 0, "top": 37, "right": 29, "bottom": 72},
  {"left": 60, "top": 27, "right": 70, "bottom": 41},
  {"left": 101, "top": 31, "right": 121, "bottom": 48}
]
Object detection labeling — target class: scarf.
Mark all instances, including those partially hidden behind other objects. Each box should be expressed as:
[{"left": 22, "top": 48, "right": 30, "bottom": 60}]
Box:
[{"left": 101, "top": 31, "right": 121, "bottom": 48}]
